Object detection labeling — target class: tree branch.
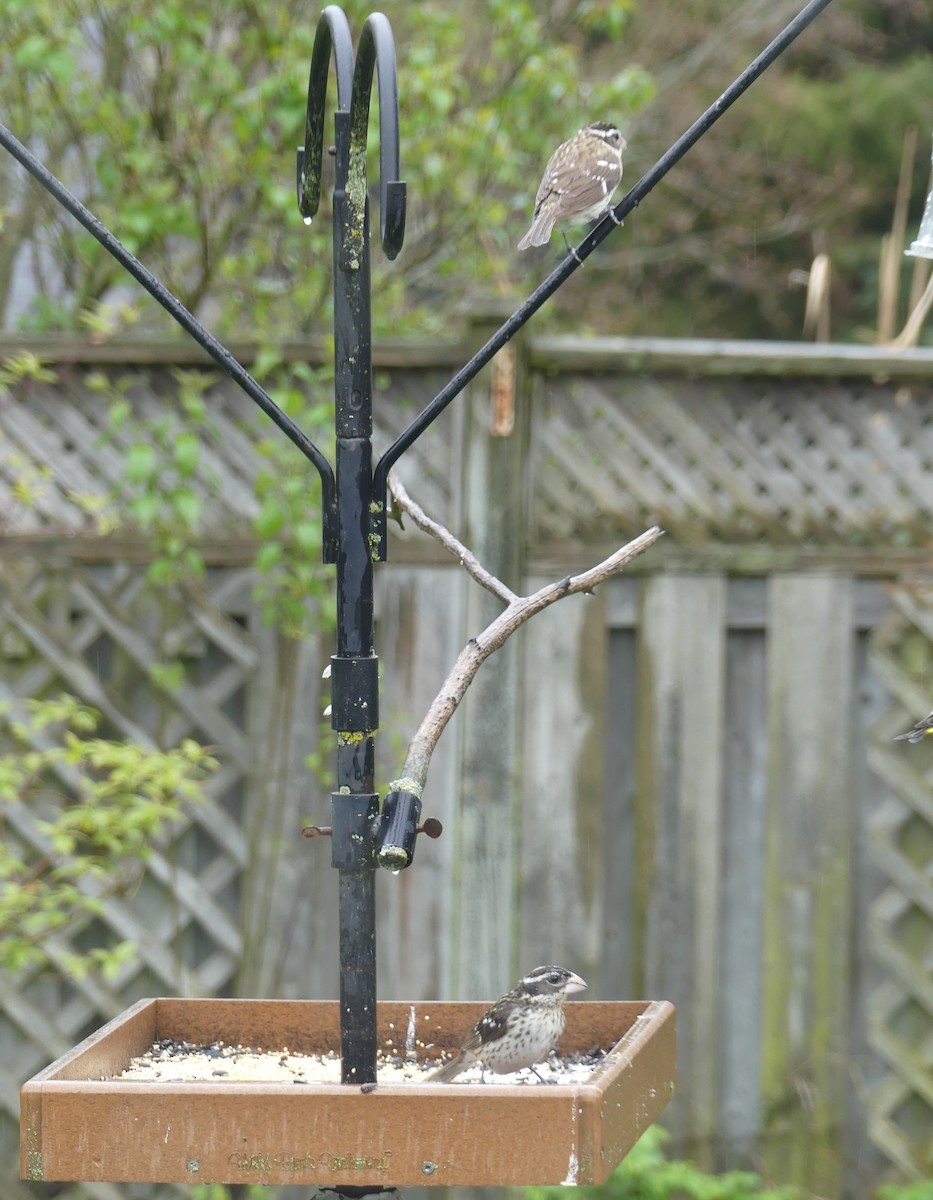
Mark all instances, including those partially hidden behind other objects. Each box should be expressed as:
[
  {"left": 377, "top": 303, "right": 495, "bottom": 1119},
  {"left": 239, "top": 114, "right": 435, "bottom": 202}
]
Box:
[
  {"left": 388, "top": 468, "right": 517, "bottom": 603},
  {"left": 386, "top": 471, "right": 662, "bottom": 798}
]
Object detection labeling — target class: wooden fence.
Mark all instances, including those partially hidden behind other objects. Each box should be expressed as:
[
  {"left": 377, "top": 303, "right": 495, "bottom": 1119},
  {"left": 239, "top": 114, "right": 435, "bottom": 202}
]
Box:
[{"left": 1, "top": 328, "right": 932, "bottom": 1199}]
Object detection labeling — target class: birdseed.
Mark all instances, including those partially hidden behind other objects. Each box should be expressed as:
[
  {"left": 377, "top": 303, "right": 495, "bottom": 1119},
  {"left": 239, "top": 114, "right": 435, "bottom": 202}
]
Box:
[{"left": 106, "top": 1040, "right": 607, "bottom": 1086}]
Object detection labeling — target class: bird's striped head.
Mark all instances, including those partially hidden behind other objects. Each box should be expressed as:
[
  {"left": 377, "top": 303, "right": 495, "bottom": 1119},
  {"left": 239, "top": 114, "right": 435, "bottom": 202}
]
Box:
[{"left": 517, "top": 965, "right": 588, "bottom": 1000}]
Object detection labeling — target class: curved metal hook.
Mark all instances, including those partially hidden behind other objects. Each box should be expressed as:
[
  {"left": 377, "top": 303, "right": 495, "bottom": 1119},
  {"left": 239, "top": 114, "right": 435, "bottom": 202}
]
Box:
[
  {"left": 297, "top": 5, "right": 355, "bottom": 222},
  {"left": 346, "top": 12, "right": 407, "bottom": 260},
  {"left": 298, "top": 8, "right": 406, "bottom": 262}
]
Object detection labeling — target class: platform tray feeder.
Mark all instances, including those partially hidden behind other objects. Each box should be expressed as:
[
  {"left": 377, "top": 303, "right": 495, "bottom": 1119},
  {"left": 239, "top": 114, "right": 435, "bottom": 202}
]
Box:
[{"left": 20, "top": 997, "right": 674, "bottom": 1187}]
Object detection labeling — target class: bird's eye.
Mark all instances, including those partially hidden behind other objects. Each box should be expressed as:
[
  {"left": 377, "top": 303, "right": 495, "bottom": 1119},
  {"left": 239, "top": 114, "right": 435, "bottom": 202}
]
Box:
[{"left": 547, "top": 972, "right": 562, "bottom": 984}]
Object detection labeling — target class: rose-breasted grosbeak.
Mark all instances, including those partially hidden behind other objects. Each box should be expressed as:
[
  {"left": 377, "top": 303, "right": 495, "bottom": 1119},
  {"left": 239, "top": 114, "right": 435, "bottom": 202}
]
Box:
[
  {"left": 518, "top": 122, "right": 626, "bottom": 251},
  {"left": 894, "top": 711, "right": 933, "bottom": 743},
  {"left": 428, "top": 965, "right": 588, "bottom": 1083}
]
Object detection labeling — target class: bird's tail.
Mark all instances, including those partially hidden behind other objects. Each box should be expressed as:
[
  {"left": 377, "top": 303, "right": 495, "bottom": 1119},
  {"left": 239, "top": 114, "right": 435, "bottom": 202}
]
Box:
[
  {"left": 427, "top": 1053, "right": 466, "bottom": 1083},
  {"left": 517, "top": 209, "right": 556, "bottom": 250}
]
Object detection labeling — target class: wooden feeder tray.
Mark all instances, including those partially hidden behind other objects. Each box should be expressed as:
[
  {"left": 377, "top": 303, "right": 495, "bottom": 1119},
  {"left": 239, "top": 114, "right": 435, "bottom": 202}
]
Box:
[{"left": 21, "top": 996, "right": 675, "bottom": 1187}]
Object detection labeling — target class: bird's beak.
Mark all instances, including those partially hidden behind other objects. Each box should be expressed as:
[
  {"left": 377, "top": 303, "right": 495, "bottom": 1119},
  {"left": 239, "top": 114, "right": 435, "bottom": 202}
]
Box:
[{"left": 565, "top": 972, "right": 588, "bottom": 995}]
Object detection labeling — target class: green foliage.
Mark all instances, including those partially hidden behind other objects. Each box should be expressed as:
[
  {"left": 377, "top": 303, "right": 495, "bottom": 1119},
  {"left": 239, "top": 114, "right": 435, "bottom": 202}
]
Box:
[
  {"left": 739, "top": 54, "right": 932, "bottom": 248},
  {"left": 527, "top": 1127, "right": 933, "bottom": 1200},
  {"left": 0, "top": 353, "right": 57, "bottom": 515},
  {"left": 879, "top": 1183, "right": 933, "bottom": 1200},
  {"left": 250, "top": 360, "right": 337, "bottom": 637},
  {"left": 390, "top": 0, "right": 651, "bottom": 331},
  {"left": 0, "top": 0, "right": 651, "bottom": 338},
  {"left": 526, "top": 1128, "right": 799, "bottom": 1200},
  {"left": 84, "top": 353, "right": 337, "bottom": 638},
  {"left": 190, "top": 1185, "right": 269, "bottom": 1200},
  {"left": 0, "top": 352, "right": 56, "bottom": 388},
  {"left": 90, "top": 366, "right": 214, "bottom": 584},
  {"left": 0, "top": 693, "right": 217, "bottom": 977}
]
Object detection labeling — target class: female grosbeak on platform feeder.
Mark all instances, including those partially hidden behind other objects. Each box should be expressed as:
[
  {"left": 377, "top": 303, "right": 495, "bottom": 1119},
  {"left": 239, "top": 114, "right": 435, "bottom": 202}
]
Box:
[{"left": 428, "top": 965, "right": 587, "bottom": 1083}]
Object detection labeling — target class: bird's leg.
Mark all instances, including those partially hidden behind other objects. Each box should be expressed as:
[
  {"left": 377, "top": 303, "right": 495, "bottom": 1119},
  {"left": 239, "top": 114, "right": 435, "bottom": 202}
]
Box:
[
  {"left": 561, "top": 232, "right": 583, "bottom": 265},
  {"left": 530, "top": 1065, "right": 548, "bottom": 1083}
]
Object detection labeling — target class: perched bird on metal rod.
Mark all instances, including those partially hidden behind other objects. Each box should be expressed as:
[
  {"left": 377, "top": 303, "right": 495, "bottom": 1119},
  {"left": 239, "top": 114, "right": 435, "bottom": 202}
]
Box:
[
  {"left": 894, "top": 711, "right": 933, "bottom": 743},
  {"left": 428, "top": 965, "right": 587, "bottom": 1083},
  {"left": 518, "top": 122, "right": 626, "bottom": 251}
]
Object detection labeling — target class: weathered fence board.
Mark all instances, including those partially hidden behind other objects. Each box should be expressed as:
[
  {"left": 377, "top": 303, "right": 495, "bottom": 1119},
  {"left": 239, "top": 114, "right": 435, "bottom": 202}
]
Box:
[
  {"left": 375, "top": 564, "right": 463, "bottom": 1003},
  {"left": 637, "top": 574, "right": 727, "bottom": 1161},
  {"left": 518, "top": 581, "right": 608, "bottom": 975},
  {"left": 719, "top": 612, "right": 768, "bottom": 1164},
  {"left": 760, "top": 576, "right": 855, "bottom": 1194}
]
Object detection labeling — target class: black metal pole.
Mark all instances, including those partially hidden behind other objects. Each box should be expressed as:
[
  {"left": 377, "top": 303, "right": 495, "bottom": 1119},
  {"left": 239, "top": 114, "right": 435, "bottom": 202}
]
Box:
[
  {"left": 330, "top": 101, "right": 379, "bottom": 1083},
  {"left": 303, "top": 9, "right": 407, "bottom": 1085}
]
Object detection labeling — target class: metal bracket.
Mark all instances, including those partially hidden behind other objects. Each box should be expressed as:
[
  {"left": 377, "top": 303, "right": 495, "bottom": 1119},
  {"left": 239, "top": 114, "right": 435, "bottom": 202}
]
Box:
[{"left": 330, "top": 654, "right": 379, "bottom": 732}]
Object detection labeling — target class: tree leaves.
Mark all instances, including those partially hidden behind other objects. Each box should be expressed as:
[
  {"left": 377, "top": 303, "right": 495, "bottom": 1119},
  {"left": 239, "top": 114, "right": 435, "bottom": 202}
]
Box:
[
  {"left": 0, "top": 695, "right": 217, "bottom": 976},
  {"left": 0, "top": 0, "right": 652, "bottom": 337}
]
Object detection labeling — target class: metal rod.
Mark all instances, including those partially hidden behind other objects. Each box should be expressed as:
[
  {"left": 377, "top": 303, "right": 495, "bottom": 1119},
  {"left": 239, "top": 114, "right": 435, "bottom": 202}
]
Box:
[
  {"left": 370, "top": 0, "right": 836, "bottom": 555},
  {"left": 331, "top": 114, "right": 378, "bottom": 1082},
  {"left": 337, "top": 868, "right": 378, "bottom": 1081},
  {"left": 304, "top": 13, "right": 406, "bottom": 1085},
  {"left": 0, "top": 119, "right": 338, "bottom": 560}
]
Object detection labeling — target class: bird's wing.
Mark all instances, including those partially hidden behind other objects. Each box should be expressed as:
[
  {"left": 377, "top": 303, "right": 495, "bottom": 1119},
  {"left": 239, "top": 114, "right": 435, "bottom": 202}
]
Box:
[
  {"left": 462, "top": 996, "right": 514, "bottom": 1052},
  {"left": 534, "top": 157, "right": 622, "bottom": 220}
]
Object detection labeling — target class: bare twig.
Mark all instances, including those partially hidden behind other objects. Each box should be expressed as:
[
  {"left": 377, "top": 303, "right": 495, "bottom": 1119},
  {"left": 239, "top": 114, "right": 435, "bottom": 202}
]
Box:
[
  {"left": 386, "top": 471, "right": 662, "bottom": 798},
  {"left": 388, "top": 468, "right": 517, "bottom": 604}
]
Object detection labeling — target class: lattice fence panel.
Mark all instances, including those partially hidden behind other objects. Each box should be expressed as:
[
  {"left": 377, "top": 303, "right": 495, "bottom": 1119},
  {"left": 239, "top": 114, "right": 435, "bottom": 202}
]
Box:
[
  {"left": 2, "top": 346, "right": 932, "bottom": 1199},
  {"left": 868, "top": 583, "right": 933, "bottom": 1178},
  {"left": 0, "top": 359, "right": 457, "bottom": 1199},
  {"left": 0, "top": 362, "right": 457, "bottom": 539},
  {"left": 530, "top": 374, "right": 933, "bottom": 546},
  {"left": 0, "top": 557, "right": 263, "bottom": 1197}
]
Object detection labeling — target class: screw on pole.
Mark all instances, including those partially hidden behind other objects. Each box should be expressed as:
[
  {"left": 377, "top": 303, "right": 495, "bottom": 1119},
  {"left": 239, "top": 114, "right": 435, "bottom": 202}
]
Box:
[{"left": 297, "top": 4, "right": 406, "bottom": 1087}]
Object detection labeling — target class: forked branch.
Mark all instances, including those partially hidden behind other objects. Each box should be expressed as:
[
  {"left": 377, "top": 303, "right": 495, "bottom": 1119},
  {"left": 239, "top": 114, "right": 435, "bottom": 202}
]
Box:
[{"left": 386, "top": 468, "right": 662, "bottom": 797}]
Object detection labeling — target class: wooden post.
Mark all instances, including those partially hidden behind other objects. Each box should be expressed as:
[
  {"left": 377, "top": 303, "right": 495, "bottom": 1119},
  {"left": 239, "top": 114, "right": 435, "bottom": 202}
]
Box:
[
  {"left": 760, "top": 574, "right": 854, "bottom": 1193},
  {"left": 635, "top": 573, "right": 727, "bottom": 1165}
]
